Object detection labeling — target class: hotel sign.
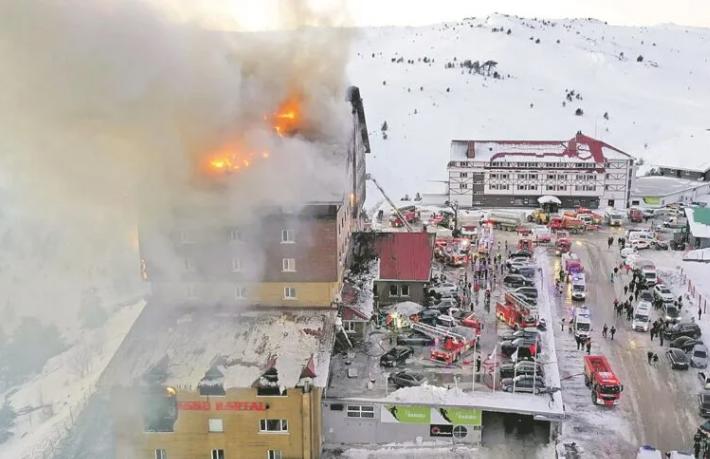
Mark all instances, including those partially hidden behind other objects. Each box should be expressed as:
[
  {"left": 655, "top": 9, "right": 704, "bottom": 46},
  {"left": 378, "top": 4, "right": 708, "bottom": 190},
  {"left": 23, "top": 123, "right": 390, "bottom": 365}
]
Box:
[{"left": 177, "top": 401, "right": 267, "bottom": 411}]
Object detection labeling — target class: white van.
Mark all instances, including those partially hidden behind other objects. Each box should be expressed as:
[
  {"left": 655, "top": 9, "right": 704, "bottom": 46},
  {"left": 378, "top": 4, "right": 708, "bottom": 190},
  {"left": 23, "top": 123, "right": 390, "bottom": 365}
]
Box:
[
  {"left": 632, "top": 301, "right": 652, "bottom": 332},
  {"left": 571, "top": 273, "right": 586, "bottom": 301},
  {"left": 604, "top": 209, "right": 624, "bottom": 226},
  {"left": 640, "top": 266, "right": 657, "bottom": 287},
  {"left": 573, "top": 308, "right": 592, "bottom": 339},
  {"left": 636, "top": 445, "right": 663, "bottom": 459}
]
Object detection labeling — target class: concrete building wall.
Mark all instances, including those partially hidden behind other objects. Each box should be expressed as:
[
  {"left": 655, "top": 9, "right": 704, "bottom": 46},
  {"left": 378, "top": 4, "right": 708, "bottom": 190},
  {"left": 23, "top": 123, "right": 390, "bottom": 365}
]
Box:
[
  {"left": 113, "top": 387, "right": 323, "bottom": 459},
  {"left": 374, "top": 280, "right": 427, "bottom": 306},
  {"left": 322, "top": 400, "right": 482, "bottom": 447}
]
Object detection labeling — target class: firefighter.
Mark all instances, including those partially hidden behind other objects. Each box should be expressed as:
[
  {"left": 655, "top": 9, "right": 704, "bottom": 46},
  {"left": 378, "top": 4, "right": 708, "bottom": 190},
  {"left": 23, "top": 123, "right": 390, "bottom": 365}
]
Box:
[
  {"left": 602, "top": 323, "right": 608, "bottom": 338},
  {"left": 610, "top": 325, "right": 616, "bottom": 340}
]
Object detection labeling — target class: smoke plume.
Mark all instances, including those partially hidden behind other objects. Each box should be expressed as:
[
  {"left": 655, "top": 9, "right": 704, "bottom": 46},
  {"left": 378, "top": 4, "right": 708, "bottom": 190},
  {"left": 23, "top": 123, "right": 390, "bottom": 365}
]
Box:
[{"left": 0, "top": 0, "right": 354, "bottom": 327}]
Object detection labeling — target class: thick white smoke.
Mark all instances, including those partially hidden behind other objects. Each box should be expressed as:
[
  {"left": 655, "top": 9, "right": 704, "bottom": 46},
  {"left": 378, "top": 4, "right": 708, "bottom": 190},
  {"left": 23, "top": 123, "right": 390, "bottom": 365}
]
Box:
[{"left": 0, "top": 0, "right": 354, "bottom": 329}]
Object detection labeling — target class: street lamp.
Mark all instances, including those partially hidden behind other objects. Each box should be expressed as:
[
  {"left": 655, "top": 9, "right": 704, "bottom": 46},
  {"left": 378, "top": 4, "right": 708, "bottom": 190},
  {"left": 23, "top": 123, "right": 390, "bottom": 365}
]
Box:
[{"left": 444, "top": 200, "right": 459, "bottom": 235}]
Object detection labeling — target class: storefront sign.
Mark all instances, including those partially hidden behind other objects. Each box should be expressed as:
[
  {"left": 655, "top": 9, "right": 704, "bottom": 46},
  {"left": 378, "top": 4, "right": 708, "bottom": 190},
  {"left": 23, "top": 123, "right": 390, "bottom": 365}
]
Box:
[
  {"left": 215, "top": 401, "right": 266, "bottom": 411},
  {"left": 177, "top": 401, "right": 210, "bottom": 411},
  {"left": 429, "top": 424, "right": 453, "bottom": 437},
  {"left": 431, "top": 407, "right": 482, "bottom": 426},
  {"left": 177, "top": 401, "right": 267, "bottom": 411},
  {"left": 381, "top": 405, "right": 431, "bottom": 424}
]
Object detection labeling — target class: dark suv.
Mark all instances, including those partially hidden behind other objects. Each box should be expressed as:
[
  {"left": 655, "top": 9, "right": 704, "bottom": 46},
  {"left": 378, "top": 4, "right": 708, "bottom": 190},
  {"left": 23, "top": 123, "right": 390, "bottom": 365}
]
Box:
[
  {"left": 504, "top": 274, "right": 534, "bottom": 288},
  {"left": 664, "top": 322, "right": 701, "bottom": 340},
  {"left": 380, "top": 346, "right": 414, "bottom": 367}
]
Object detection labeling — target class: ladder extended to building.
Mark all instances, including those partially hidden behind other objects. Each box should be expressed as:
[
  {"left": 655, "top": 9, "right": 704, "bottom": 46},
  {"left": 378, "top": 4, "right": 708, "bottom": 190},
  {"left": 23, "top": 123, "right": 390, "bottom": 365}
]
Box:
[{"left": 411, "top": 321, "right": 466, "bottom": 341}]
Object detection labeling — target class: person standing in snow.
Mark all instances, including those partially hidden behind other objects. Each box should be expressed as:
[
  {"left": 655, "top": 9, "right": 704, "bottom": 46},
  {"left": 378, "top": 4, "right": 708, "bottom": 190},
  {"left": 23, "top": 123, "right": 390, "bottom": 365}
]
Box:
[
  {"left": 610, "top": 325, "right": 616, "bottom": 340},
  {"left": 700, "top": 306, "right": 703, "bottom": 321},
  {"left": 602, "top": 324, "right": 608, "bottom": 338},
  {"left": 608, "top": 236, "right": 614, "bottom": 248},
  {"left": 560, "top": 318, "right": 566, "bottom": 332},
  {"left": 585, "top": 339, "right": 592, "bottom": 354}
]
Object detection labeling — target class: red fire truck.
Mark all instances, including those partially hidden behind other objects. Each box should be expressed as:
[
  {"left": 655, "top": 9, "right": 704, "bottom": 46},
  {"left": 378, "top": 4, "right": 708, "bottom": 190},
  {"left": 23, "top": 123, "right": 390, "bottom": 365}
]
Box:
[
  {"left": 583, "top": 355, "right": 624, "bottom": 406},
  {"left": 628, "top": 207, "right": 644, "bottom": 223},
  {"left": 496, "top": 292, "right": 538, "bottom": 329},
  {"left": 390, "top": 209, "right": 419, "bottom": 227}
]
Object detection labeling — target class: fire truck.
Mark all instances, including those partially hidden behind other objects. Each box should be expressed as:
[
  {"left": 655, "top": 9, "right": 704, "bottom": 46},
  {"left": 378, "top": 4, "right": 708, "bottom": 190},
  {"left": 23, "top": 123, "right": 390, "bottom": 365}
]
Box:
[
  {"left": 517, "top": 238, "right": 535, "bottom": 253},
  {"left": 411, "top": 322, "right": 476, "bottom": 365},
  {"left": 562, "top": 252, "right": 584, "bottom": 275},
  {"left": 496, "top": 292, "right": 539, "bottom": 329},
  {"left": 628, "top": 207, "right": 644, "bottom": 223},
  {"left": 390, "top": 208, "right": 419, "bottom": 227},
  {"left": 549, "top": 216, "right": 585, "bottom": 233},
  {"left": 450, "top": 309, "right": 483, "bottom": 336},
  {"left": 583, "top": 355, "right": 624, "bottom": 406},
  {"left": 434, "top": 238, "right": 471, "bottom": 267}
]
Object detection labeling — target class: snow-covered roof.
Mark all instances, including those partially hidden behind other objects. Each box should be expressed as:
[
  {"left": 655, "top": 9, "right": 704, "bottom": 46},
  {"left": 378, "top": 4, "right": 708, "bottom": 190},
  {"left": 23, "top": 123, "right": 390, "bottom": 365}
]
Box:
[
  {"left": 632, "top": 176, "right": 708, "bottom": 197},
  {"left": 105, "top": 308, "right": 335, "bottom": 390},
  {"left": 686, "top": 207, "right": 710, "bottom": 239},
  {"left": 450, "top": 133, "right": 631, "bottom": 164}
]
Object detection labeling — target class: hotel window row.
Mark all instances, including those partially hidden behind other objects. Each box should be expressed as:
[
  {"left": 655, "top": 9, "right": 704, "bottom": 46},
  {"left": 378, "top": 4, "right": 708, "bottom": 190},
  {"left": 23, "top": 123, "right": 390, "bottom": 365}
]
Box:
[
  {"left": 183, "top": 257, "right": 297, "bottom": 273},
  {"left": 185, "top": 285, "right": 299, "bottom": 301},
  {"left": 180, "top": 228, "right": 296, "bottom": 244},
  {"left": 155, "top": 448, "right": 283, "bottom": 459}
]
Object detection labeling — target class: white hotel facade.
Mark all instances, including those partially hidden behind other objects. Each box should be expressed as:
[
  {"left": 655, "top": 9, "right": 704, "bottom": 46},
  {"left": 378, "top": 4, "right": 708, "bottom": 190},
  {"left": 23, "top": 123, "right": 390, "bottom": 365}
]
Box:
[{"left": 447, "top": 132, "right": 636, "bottom": 210}]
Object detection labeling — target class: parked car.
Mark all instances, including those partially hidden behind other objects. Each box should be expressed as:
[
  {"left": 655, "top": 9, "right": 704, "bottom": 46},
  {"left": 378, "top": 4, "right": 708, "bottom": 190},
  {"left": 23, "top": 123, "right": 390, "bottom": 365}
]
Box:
[
  {"left": 380, "top": 346, "right": 414, "bottom": 367},
  {"left": 387, "top": 370, "right": 425, "bottom": 388},
  {"left": 691, "top": 344, "right": 709, "bottom": 369},
  {"left": 699, "top": 391, "right": 710, "bottom": 417},
  {"left": 419, "top": 309, "right": 442, "bottom": 324},
  {"left": 428, "top": 297, "right": 458, "bottom": 312},
  {"left": 639, "top": 290, "right": 654, "bottom": 303},
  {"left": 636, "top": 445, "right": 663, "bottom": 459},
  {"left": 666, "top": 348, "right": 690, "bottom": 370},
  {"left": 631, "top": 239, "right": 650, "bottom": 250},
  {"left": 499, "top": 328, "right": 541, "bottom": 342},
  {"left": 669, "top": 336, "right": 702, "bottom": 352},
  {"left": 654, "top": 284, "right": 674, "bottom": 303},
  {"left": 501, "top": 337, "right": 541, "bottom": 358},
  {"left": 515, "top": 266, "right": 537, "bottom": 279},
  {"left": 429, "top": 283, "right": 458, "bottom": 297},
  {"left": 512, "top": 286, "right": 538, "bottom": 300},
  {"left": 500, "top": 375, "right": 545, "bottom": 393},
  {"left": 436, "top": 314, "right": 457, "bottom": 328},
  {"left": 397, "top": 332, "right": 435, "bottom": 346},
  {"left": 507, "top": 251, "right": 533, "bottom": 261},
  {"left": 663, "top": 303, "right": 681, "bottom": 323},
  {"left": 503, "top": 274, "right": 535, "bottom": 288},
  {"left": 499, "top": 360, "right": 544, "bottom": 379},
  {"left": 664, "top": 322, "right": 702, "bottom": 340}
]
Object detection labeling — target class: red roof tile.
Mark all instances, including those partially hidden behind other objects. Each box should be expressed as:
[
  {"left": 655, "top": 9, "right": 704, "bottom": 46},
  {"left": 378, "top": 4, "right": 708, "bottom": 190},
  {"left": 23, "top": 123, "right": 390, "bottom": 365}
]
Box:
[{"left": 374, "top": 232, "right": 435, "bottom": 281}]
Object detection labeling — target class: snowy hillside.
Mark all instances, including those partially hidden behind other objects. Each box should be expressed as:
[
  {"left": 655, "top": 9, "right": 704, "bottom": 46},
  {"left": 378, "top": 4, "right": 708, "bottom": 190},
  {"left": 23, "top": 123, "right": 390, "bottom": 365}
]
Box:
[{"left": 348, "top": 14, "right": 710, "bottom": 202}]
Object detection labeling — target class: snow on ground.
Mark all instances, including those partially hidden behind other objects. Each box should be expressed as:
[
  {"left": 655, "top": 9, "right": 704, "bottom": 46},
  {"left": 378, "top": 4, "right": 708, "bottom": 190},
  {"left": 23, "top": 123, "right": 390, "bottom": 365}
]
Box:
[
  {"left": 1, "top": 300, "right": 145, "bottom": 459},
  {"left": 349, "top": 15, "right": 710, "bottom": 202}
]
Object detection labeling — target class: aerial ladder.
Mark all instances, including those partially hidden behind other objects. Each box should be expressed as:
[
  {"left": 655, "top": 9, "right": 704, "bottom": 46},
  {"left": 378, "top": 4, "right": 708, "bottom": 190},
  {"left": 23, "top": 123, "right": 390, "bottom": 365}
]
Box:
[
  {"left": 411, "top": 321, "right": 466, "bottom": 342},
  {"left": 366, "top": 173, "right": 414, "bottom": 232}
]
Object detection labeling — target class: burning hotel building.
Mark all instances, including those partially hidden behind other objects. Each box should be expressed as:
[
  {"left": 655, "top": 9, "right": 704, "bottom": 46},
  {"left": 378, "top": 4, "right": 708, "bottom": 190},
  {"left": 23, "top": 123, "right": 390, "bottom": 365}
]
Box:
[{"left": 109, "top": 87, "right": 370, "bottom": 459}]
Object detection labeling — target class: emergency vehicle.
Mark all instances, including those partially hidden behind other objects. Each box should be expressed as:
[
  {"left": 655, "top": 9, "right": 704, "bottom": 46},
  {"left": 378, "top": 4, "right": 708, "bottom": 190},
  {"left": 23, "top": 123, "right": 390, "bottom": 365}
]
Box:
[{"left": 583, "top": 355, "right": 624, "bottom": 406}]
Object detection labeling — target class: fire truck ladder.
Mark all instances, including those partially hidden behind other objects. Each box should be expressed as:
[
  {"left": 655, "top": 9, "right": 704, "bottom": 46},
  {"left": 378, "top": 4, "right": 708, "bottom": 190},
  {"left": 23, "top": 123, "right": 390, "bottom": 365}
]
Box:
[
  {"left": 411, "top": 322, "right": 466, "bottom": 342},
  {"left": 366, "top": 173, "right": 414, "bottom": 232}
]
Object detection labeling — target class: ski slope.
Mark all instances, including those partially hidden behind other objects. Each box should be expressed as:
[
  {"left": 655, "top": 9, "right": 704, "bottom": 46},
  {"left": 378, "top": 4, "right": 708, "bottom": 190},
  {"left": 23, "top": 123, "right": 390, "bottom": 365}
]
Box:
[{"left": 348, "top": 14, "right": 710, "bottom": 202}]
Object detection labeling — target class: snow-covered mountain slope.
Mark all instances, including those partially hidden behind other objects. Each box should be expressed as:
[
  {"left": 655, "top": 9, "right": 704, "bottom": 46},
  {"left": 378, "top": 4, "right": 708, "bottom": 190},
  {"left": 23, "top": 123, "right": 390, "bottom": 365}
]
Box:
[{"left": 348, "top": 14, "right": 710, "bottom": 201}]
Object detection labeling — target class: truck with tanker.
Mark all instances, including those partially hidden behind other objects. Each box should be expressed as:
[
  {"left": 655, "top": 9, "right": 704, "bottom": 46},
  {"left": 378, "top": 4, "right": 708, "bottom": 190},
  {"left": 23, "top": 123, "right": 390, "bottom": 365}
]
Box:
[{"left": 583, "top": 355, "right": 624, "bottom": 406}]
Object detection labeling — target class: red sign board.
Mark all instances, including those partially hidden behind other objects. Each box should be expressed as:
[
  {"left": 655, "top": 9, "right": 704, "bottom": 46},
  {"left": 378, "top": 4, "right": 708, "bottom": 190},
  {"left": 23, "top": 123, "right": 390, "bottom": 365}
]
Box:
[{"left": 177, "top": 401, "right": 267, "bottom": 411}]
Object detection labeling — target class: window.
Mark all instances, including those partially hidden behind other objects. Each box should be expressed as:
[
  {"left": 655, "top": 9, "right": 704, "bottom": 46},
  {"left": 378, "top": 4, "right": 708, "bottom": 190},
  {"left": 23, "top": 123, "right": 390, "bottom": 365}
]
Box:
[
  {"left": 184, "top": 257, "right": 195, "bottom": 272},
  {"left": 347, "top": 405, "right": 375, "bottom": 418},
  {"left": 343, "top": 321, "right": 356, "bottom": 332},
  {"left": 400, "top": 285, "right": 410, "bottom": 297},
  {"left": 233, "top": 227, "right": 245, "bottom": 241},
  {"left": 211, "top": 450, "right": 225, "bottom": 459},
  {"left": 389, "top": 285, "right": 398, "bottom": 296},
  {"left": 517, "top": 184, "right": 526, "bottom": 190},
  {"left": 283, "top": 287, "right": 297, "bottom": 300},
  {"left": 517, "top": 173, "right": 527, "bottom": 180},
  {"left": 459, "top": 161, "right": 467, "bottom": 167},
  {"left": 557, "top": 185, "right": 566, "bottom": 191},
  {"left": 490, "top": 173, "right": 498, "bottom": 179},
  {"left": 155, "top": 450, "right": 167, "bottom": 459},
  {"left": 282, "top": 258, "right": 296, "bottom": 272},
  {"left": 234, "top": 286, "right": 247, "bottom": 300},
  {"left": 546, "top": 174, "right": 555, "bottom": 180},
  {"left": 281, "top": 229, "right": 295, "bottom": 244},
  {"left": 453, "top": 425, "right": 468, "bottom": 438},
  {"left": 460, "top": 172, "right": 468, "bottom": 178},
  {"left": 529, "top": 174, "right": 538, "bottom": 180},
  {"left": 500, "top": 174, "right": 509, "bottom": 180},
  {"left": 546, "top": 185, "right": 555, "bottom": 191},
  {"left": 529, "top": 185, "right": 538, "bottom": 190},
  {"left": 186, "top": 284, "right": 197, "bottom": 299},
  {"left": 208, "top": 418, "right": 224, "bottom": 433},
  {"left": 260, "top": 419, "right": 288, "bottom": 432},
  {"left": 232, "top": 258, "right": 242, "bottom": 272},
  {"left": 178, "top": 230, "right": 194, "bottom": 244},
  {"left": 267, "top": 451, "right": 282, "bottom": 459},
  {"left": 460, "top": 183, "right": 468, "bottom": 189},
  {"left": 499, "top": 184, "right": 509, "bottom": 190}
]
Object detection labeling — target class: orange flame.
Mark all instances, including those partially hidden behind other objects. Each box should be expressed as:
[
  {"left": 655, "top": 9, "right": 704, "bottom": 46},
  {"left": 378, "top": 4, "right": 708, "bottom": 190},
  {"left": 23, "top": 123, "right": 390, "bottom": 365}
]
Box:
[{"left": 272, "top": 96, "right": 301, "bottom": 137}]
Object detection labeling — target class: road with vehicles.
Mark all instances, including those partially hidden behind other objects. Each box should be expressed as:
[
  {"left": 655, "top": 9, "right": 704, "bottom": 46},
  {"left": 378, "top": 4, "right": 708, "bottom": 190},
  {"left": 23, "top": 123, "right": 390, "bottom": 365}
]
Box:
[{"left": 549, "top": 230, "right": 698, "bottom": 454}]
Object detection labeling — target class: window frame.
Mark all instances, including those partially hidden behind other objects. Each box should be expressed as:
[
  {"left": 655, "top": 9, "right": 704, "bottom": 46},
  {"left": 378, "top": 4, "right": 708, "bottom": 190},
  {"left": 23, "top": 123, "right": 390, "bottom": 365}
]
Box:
[
  {"left": 232, "top": 257, "right": 242, "bottom": 272},
  {"left": 400, "top": 285, "right": 410, "bottom": 297},
  {"left": 283, "top": 287, "right": 297, "bottom": 300},
  {"left": 259, "top": 419, "right": 289, "bottom": 433},
  {"left": 229, "top": 228, "right": 243, "bottom": 242},
  {"left": 346, "top": 405, "right": 375, "bottom": 419},
  {"left": 267, "top": 451, "right": 283, "bottom": 459},
  {"left": 155, "top": 449, "right": 167, "bottom": 459},
  {"left": 211, "top": 449, "right": 225, "bottom": 459},
  {"left": 388, "top": 285, "right": 398, "bottom": 296},
  {"left": 234, "top": 285, "right": 247, "bottom": 300},
  {"left": 281, "top": 229, "right": 295, "bottom": 244},
  {"left": 208, "top": 418, "right": 224, "bottom": 433},
  {"left": 282, "top": 258, "right": 296, "bottom": 272}
]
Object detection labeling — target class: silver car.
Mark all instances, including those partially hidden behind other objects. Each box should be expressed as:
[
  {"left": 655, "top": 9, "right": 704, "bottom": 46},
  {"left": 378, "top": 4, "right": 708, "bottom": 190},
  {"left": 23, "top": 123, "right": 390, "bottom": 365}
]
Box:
[{"left": 692, "top": 344, "right": 709, "bottom": 369}]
